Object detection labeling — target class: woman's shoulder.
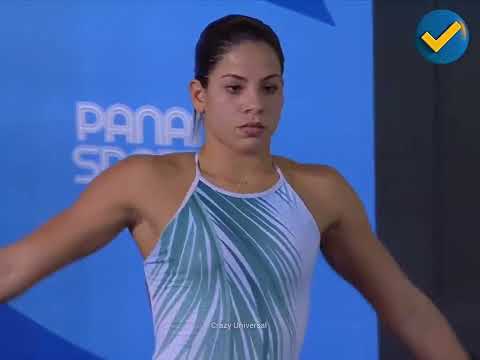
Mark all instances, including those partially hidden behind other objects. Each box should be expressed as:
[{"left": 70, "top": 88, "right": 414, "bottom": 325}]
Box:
[
  {"left": 273, "top": 155, "right": 343, "bottom": 235},
  {"left": 273, "top": 154, "right": 343, "bottom": 198},
  {"left": 123, "top": 151, "right": 193, "bottom": 172},
  {"left": 116, "top": 152, "right": 195, "bottom": 190},
  {"left": 126, "top": 151, "right": 345, "bottom": 187},
  {"left": 273, "top": 154, "right": 340, "bottom": 183},
  {"left": 273, "top": 155, "right": 350, "bottom": 212}
]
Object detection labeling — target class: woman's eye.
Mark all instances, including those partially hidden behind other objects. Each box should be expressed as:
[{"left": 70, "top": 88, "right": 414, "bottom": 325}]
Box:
[
  {"left": 226, "top": 85, "right": 278, "bottom": 94},
  {"left": 226, "top": 85, "right": 242, "bottom": 93},
  {"left": 264, "top": 85, "right": 278, "bottom": 94}
]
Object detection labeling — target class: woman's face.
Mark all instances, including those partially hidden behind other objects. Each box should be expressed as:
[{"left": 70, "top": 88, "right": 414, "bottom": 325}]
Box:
[{"left": 195, "top": 41, "right": 284, "bottom": 153}]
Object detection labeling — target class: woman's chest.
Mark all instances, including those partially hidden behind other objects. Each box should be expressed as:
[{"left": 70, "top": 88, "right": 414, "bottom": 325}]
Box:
[{"left": 130, "top": 158, "right": 337, "bottom": 260}]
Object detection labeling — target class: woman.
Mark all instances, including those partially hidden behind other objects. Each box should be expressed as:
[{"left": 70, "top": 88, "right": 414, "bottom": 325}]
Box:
[{"left": 0, "top": 14, "right": 470, "bottom": 360}]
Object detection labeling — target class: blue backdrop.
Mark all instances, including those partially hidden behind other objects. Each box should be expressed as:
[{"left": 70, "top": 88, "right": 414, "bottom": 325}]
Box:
[{"left": 0, "top": 0, "right": 374, "bottom": 358}]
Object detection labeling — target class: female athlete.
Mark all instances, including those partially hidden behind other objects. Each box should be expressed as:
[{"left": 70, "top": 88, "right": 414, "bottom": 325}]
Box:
[{"left": 0, "top": 14, "right": 469, "bottom": 360}]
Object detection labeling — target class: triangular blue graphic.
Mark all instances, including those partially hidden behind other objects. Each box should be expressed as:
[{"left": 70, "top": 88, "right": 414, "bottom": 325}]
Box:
[
  {"left": 264, "top": 0, "right": 335, "bottom": 26},
  {"left": 0, "top": 304, "right": 102, "bottom": 360}
]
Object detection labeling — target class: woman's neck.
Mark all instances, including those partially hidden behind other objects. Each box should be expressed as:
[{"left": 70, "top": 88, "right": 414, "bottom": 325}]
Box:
[{"left": 197, "top": 146, "right": 276, "bottom": 184}]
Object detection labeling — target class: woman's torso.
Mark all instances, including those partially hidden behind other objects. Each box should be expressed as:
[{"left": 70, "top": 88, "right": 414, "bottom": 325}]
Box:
[
  {"left": 127, "top": 151, "right": 337, "bottom": 359},
  {"left": 129, "top": 151, "right": 335, "bottom": 259}
]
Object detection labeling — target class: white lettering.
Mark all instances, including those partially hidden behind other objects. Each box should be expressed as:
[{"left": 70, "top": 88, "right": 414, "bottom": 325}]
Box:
[
  {"left": 73, "top": 102, "right": 201, "bottom": 184},
  {"left": 76, "top": 102, "right": 105, "bottom": 141},
  {"left": 105, "top": 104, "right": 135, "bottom": 143},
  {"left": 135, "top": 105, "right": 164, "bottom": 145}
]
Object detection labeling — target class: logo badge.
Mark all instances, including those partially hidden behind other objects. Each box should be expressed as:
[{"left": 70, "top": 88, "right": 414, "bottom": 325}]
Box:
[{"left": 416, "top": 10, "right": 469, "bottom": 64}]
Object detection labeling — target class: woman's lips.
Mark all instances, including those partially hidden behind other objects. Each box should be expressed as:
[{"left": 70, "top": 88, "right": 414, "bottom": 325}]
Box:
[{"left": 238, "top": 125, "right": 265, "bottom": 137}]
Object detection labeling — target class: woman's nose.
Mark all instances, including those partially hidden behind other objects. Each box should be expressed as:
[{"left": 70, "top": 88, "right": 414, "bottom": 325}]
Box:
[{"left": 241, "top": 89, "right": 264, "bottom": 114}]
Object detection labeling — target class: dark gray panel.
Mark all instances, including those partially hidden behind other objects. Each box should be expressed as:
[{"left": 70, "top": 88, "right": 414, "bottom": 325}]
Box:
[
  {"left": 376, "top": 0, "right": 480, "bottom": 358},
  {"left": 437, "top": 0, "right": 480, "bottom": 352}
]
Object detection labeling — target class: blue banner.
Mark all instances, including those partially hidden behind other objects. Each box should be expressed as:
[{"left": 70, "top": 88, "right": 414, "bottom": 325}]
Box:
[{"left": 0, "top": 1, "right": 374, "bottom": 358}]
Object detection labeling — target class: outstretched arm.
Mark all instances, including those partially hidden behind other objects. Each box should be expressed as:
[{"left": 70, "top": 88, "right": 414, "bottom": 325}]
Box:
[
  {"left": 317, "top": 166, "right": 469, "bottom": 360},
  {"left": 0, "top": 155, "right": 148, "bottom": 303}
]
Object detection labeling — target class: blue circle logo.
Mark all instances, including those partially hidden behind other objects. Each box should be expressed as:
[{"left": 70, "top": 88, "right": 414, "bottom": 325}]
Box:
[{"left": 416, "top": 10, "right": 469, "bottom": 64}]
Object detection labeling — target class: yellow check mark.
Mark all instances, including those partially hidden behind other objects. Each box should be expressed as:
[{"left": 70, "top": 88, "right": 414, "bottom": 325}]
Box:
[{"left": 421, "top": 21, "right": 462, "bottom": 53}]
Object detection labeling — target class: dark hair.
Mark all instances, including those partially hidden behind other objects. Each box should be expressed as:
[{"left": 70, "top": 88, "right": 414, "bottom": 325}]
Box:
[{"left": 192, "top": 14, "right": 285, "bottom": 141}]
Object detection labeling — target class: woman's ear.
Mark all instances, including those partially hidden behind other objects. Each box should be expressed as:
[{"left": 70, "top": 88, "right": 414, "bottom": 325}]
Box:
[{"left": 189, "top": 79, "right": 206, "bottom": 113}]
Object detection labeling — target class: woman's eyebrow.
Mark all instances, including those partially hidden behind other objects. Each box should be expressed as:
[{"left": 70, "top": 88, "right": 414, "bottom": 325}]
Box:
[{"left": 220, "top": 73, "right": 281, "bottom": 81}]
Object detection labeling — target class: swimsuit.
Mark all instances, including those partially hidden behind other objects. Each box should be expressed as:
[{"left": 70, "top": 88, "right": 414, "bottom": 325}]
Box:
[{"left": 143, "top": 152, "right": 321, "bottom": 359}]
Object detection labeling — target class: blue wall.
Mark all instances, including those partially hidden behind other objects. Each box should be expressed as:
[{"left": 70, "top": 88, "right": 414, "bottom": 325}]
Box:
[{"left": 0, "top": 1, "right": 374, "bottom": 358}]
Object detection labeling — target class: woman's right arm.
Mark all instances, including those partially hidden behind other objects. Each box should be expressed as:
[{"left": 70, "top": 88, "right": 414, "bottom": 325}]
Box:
[{"left": 0, "top": 154, "right": 149, "bottom": 303}]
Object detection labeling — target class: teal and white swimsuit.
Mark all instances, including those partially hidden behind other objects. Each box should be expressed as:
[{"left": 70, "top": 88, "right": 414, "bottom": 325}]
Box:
[{"left": 143, "top": 152, "right": 321, "bottom": 359}]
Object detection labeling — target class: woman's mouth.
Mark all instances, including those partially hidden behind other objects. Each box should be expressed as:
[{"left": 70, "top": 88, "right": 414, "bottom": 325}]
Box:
[{"left": 238, "top": 125, "right": 265, "bottom": 137}]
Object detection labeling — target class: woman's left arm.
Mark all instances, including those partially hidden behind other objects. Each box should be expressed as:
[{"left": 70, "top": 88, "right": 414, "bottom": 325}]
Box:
[{"left": 317, "top": 166, "right": 470, "bottom": 360}]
